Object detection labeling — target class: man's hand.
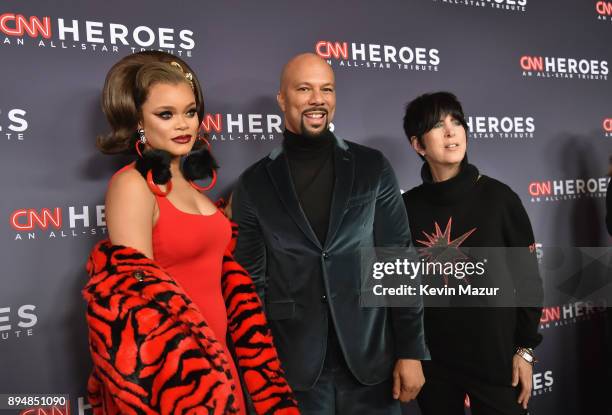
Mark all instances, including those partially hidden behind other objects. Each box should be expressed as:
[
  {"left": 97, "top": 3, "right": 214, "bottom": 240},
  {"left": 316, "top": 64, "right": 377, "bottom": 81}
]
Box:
[
  {"left": 392, "top": 359, "right": 425, "bottom": 402},
  {"left": 512, "top": 354, "right": 533, "bottom": 410}
]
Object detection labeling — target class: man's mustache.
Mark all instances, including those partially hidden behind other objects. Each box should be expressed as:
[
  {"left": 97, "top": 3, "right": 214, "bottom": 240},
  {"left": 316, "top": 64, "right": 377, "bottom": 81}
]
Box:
[{"left": 302, "top": 107, "right": 328, "bottom": 115}]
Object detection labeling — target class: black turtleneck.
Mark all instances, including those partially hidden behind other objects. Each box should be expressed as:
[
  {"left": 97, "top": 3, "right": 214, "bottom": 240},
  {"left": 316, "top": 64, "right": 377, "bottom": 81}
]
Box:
[
  {"left": 418, "top": 158, "right": 480, "bottom": 205},
  {"left": 402, "top": 159, "right": 543, "bottom": 386},
  {"left": 283, "top": 129, "right": 335, "bottom": 244}
]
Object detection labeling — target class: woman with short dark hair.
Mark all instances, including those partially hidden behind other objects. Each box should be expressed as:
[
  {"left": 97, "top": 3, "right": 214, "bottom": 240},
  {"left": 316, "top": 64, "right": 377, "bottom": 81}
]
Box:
[{"left": 402, "top": 91, "right": 543, "bottom": 415}]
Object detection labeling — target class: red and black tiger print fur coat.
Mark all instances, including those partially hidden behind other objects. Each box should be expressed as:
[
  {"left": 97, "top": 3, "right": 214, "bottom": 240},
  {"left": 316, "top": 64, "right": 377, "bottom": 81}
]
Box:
[{"left": 83, "top": 223, "right": 299, "bottom": 415}]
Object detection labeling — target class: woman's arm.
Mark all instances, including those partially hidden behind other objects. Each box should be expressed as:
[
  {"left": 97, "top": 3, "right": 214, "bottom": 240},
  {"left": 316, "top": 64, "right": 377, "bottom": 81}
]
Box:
[{"left": 105, "top": 168, "right": 156, "bottom": 258}]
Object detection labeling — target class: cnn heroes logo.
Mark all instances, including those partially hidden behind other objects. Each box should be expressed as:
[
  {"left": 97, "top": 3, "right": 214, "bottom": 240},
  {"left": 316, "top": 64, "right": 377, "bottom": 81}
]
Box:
[
  {"left": 315, "top": 40, "right": 440, "bottom": 72},
  {"left": 201, "top": 112, "right": 336, "bottom": 142},
  {"left": 603, "top": 118, "right": 612, "bottom": 137},
  {"left": 0, "top": 108, "right": 28, "bottom": 140},
  {"left": 528, "top": 177, "right": 610, "bottom": 202},
  {"left": 201, "top": 113, "right": 284, "bottom": 142},
  {"left": 10, "top": 205, "right": 107, "bottom": 241},
  {"left": 0, "top": 304, "right": 37, "bottom": 341},
  {"left": 596, "top": 1, "right": 612, "bottom": 22},
  {"left": 0, "top": 12, "right": 194, "bottom": 56},
  {"left": 520, "top": 55, "right": 609, "bottom": 81},
  {"left": 432, "top": 0, "right": 527, "bottom": 12},
  {"left": 466, "top": 115, "right": 535, "bottom": 139},
  {"left": 540, "top": 300, "right": 606, "bottom": 329},
  {"left": 532, "top": 370, "right": 554, "bottom": 396}
]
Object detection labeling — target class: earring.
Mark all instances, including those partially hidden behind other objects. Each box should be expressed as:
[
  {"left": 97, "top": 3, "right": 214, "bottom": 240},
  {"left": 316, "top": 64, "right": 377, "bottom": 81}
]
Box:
[
  {"left": 138, "top": 128, "right": 146, "bottom": 144},
  {"left": 135, "top": 149, "right": 173, "bottom": 197},
  {"left": 191, "top": 134, "right": 216, "bottom": 191},
  {"left": 135, "top": 128, "right": 146, "bottom": 157},
  {"left": 146, "top": 170, "right": 172, "bottom": 197},
  {"left": 183, "top": 129, "right": 218, "bottom": 192},
  {"left": 188, "top": 169, "right": 217, "bottom": 192}
]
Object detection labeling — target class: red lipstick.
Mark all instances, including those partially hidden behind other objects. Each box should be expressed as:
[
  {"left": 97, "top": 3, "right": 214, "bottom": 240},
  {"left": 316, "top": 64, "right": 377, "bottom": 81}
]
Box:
[{"left": 172, "top": 135, "right": 192, "bottom": 144}]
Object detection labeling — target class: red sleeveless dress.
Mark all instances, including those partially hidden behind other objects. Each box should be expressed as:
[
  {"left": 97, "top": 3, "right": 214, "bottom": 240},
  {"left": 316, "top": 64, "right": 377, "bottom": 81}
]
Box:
[{"left": 151, "top": 194, "right": 247, "bottom": 414}]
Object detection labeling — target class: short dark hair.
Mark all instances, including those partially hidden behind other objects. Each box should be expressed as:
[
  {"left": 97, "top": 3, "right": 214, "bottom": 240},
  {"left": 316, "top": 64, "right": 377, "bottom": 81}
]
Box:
[{"left": 403, "top": 92, "right": 469, "bottom": 158}]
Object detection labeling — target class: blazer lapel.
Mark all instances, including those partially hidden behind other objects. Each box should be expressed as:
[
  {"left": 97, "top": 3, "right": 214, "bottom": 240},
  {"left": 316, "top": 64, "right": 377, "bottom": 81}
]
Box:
[
  {"left": 325, "top": 144, "right": 354, "bottom": 247},
  {"left": 266, "top": 153, "right": 322, "bottom": 248}
]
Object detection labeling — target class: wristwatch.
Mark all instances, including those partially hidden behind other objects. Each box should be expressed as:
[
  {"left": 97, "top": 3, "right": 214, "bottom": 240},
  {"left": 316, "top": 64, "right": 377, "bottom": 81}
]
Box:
[{"left": 515, "top": 347, "right": 537, "bottom": 365}]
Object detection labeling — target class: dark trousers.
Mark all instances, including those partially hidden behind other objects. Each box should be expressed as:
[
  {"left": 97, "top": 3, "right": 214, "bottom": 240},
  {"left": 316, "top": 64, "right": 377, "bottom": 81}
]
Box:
[
  {"left": 294, "top": 325, "right": 401, "bottom": 415},
  {"left": 417, "top": 361, "right": 526, "bottom": 415}
]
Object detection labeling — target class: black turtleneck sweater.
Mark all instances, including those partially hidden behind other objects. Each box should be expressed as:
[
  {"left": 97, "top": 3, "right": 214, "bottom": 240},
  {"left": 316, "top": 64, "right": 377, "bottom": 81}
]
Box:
[
  {"left": 283, "top": 129, "right": 335, "bottom": 244},
  {"left": 402, "top": 160, "right": 543, "bottom": 386}
]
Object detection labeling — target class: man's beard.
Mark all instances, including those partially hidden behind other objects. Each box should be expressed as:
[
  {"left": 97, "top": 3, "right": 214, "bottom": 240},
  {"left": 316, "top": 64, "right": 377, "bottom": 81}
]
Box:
[{"left": 300, "top": 117, "right": 330, "bottom": 138}]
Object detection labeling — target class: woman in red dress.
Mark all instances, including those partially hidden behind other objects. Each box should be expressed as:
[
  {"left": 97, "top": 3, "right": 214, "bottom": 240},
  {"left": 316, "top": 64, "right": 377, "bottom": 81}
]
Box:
[{"left": 83, "top": 51, "right": 298, "bottom": 415}]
